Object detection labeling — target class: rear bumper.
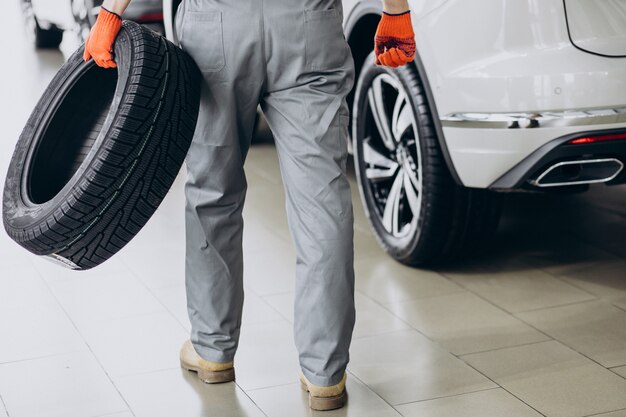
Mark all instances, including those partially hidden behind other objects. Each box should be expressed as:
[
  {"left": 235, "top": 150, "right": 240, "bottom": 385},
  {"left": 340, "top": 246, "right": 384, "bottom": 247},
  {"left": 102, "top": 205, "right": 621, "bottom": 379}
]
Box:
[
  {"left": 441, "top": 107, "right": 626, "bottom": 188},
  {"left": 490, "top": 127, "right": 626, "bottom": 190}
]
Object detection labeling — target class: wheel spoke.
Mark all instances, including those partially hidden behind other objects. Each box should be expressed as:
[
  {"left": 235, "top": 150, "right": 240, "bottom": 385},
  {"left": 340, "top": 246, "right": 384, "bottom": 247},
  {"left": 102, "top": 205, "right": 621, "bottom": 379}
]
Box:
[
  {"left": 402, "top": 157, "right": 421, "bottom": 194},
  {"left": 382, "top": 169, "right": 404, "bottom": 235},
  {"left": 368, "top": 78, "right": 395, "bottom": 150},
  {"left": 363, "top": 140, "right": 399, "bottom": 181},
  {"left": 393, "top": 99, "right": 413, "bottom": 141}
]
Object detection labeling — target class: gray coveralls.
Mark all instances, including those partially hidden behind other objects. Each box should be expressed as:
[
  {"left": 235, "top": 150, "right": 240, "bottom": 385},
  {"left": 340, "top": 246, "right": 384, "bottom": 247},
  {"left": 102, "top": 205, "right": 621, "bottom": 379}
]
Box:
[{"left": 176, "top": 0, "right": 356, "bottom": 387}]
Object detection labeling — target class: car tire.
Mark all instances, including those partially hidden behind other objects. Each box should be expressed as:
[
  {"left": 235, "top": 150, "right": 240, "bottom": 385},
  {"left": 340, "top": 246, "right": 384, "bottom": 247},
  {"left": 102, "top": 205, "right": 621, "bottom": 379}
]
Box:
[
  {"left": 353, "top": 52, "right": 501, "bottom": 266},
  {"left": 3, "top": 21, "right": 201, "bottom": 270},
  {"left": 34, "top": 20, "right": 64, "bottom": 49},
  {"left": 21, "top": 0, "right": 64, "bottom": 49}
]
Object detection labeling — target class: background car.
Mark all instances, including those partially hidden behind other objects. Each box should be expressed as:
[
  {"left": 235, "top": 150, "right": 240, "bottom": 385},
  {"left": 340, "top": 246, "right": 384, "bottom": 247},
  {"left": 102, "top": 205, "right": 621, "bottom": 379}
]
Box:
[
  {"left": 163, "top": 0, "right": 626, "bottom": 266},
  {"left": 21, "top": 0, "right": 163, "bottom": 48}
]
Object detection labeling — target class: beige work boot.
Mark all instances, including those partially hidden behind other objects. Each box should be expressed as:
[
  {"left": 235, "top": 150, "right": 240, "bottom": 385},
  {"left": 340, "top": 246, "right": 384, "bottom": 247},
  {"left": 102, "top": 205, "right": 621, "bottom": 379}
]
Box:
[
  {"left": 179, "top": 340, "right": 235, "bottom": 384},
  {"left": 299, "top": 371, "right": 347, "bottom": 411}
]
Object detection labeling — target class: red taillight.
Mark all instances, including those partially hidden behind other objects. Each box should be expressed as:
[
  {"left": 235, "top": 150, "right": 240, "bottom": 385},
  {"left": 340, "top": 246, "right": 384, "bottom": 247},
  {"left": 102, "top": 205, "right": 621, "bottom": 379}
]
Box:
[
  {"left": 136, "top": 12, "right": 164, "bottom": 23},
  {"left": 569, "top": 132, "right": 626, "bottom": 145}
]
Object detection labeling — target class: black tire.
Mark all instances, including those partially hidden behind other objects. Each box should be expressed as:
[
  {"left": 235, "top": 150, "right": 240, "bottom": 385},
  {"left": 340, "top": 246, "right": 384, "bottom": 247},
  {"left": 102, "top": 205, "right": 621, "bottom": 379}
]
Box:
[
  {"left": 3, "top": 21, "right": 201, "bottom": 270},
  {"left": 21, "top": 0, "right": 64, "bottom": 48},
  {"left": 34, "top": 21, "right": 64, "bottom": 49},
  {"left": 353, "top": 52, "right": 501, "bottom": 266}
]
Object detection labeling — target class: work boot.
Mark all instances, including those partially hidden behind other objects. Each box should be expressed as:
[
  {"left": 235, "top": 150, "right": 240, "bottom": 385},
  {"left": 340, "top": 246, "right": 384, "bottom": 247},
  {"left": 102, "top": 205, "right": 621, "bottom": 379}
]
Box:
[
  {"left": 179, "top": 340, "right": 235, "bottom": 384},
  {"left": 299, "top": 371, "right": 347, "bottom": 411}
]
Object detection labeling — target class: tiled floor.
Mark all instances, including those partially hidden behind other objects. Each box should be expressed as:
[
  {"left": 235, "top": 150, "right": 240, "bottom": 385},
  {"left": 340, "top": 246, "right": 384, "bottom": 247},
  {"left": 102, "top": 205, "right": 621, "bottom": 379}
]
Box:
[{"left": 1, "top": 2, "right": 626, "bottom": 416}]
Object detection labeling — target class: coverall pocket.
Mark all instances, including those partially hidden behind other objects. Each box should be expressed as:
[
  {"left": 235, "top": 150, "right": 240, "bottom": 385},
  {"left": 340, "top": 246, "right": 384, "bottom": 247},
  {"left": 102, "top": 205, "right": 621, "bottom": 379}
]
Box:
[
  {"left": 304, "top": 9, "right": 347, "bottom": 71},
  {"left": 178, "top": 11, "right": 226, "bottom": 73}
]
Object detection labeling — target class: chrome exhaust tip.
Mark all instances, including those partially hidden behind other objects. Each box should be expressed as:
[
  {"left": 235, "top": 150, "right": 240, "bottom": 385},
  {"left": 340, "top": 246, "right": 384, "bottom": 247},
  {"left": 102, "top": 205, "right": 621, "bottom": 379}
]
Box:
[{"left": 530, "top": 158, "right": 624, "bottom": 188}]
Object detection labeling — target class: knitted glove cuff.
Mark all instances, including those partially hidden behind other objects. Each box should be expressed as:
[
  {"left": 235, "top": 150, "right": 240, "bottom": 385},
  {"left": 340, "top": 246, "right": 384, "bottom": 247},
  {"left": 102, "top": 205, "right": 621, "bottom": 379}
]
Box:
[
  {"left": 97, "top": 7, "right": 123, "bottom": 31},
  {"left": 377, "top": 11, "right": 413, "bottom": 38}
]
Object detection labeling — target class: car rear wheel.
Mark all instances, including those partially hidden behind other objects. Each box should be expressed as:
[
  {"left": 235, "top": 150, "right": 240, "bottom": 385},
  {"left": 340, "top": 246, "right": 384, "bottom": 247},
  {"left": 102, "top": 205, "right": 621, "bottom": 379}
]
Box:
[
  {"left": 21, "top": 0, "right": 64, "bottom": 48},
  {"left": 72, "top": 0, "right": 100, "bottom": 41},
  {"left": 353, "top": 52, "right": 501, "bottom": 266}
]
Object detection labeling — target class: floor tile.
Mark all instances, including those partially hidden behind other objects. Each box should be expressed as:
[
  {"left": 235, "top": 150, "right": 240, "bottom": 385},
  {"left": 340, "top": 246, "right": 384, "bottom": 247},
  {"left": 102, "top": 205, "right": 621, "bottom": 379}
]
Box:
[
  {"left": 244, "top": 178, "right": 292, "bottom": 242},
  {"left": 115, "top": 368, "right": 264, "bottom": 417},
  {"left": 390, "top": 292, "right": 549, "bottom": 355},
  {"left": 351, "top": 293, "right": 413, "bottom": 339},
  {"left": 442, "top": 261, "right": 594, "bottom": 313},
  {"left": 395, "top": 388, "right": 542, "bottom": 417},
  {"left": 248, "top": 373, "right": 401, "bottom": 417},
  {"left": 263, "top": 291, "right": 410, "bottom": 339},
  {"left": 151, "top": 283, "right": 191, "bottom": 331},
  {"left": 611, "top": 366, "right": 626, "bottom": 379},
  {"left": 260, "top": 292, "right": 293, "bottom": 321},
  {"left": 0, "top": 302, "right": 86, "bottom": 364},
  {"left": 233, "top": 320, "right": 301, "bottom": 391},
  {"left": 49, "top": 272, "right": 163, "bottom": 327},
  {"left": 241, "top": 290, "right": 286, "bottom": 325},
  {"left": 353, "top": 229, "right": 389, "bottom": 258},
  {"left": 120, "top": 240, "right": 186, "bottom": 289},
  {"left": 33, "top": 254, "right": 130, "bottom": 285},
  {"left": 242, "top": 219, "right": 291, "bottom": 254},
  {"left": 348, "top": 330, "right": 496, "bottom": 405},
  {"left": 243, "top": 238, "right": 296, "bottom": 296},
  {"left": 589, "top": 410, "right": 626, "bottom": 417},
  {"left": 244, "top": 143, "right": 282, "bottom": 186},
  {"left": 354, "top": 258, "right": 463, "bottom": 307},
  {"left": 0, "top": 234, "right": 35, "bottom": 266},
  {"left": 518, "top": 237, "right": 619, "bottom": 278},
  {"left": 557, "top": 261, "right": 626, "bottom": 301},
  {"left": 0, "top": 398, "right": 6, "bottom": 417},
  {"left": 0, "top": 263, "right": 57, "bottom": 312},
  {"left": 518, "top": 300, "right": 626, "bottom": 368},
  {"left": 462, "top": 341, "right": 626, "bottom": 417},
  {"left": 0, "top": 351, "right": 126, "bottom": 417},
  {"left": 562, "top": 203, "right": 626, "bottom": 260},
  {"left": 79, "top": 311, "right": 188, "bottom": 377}
]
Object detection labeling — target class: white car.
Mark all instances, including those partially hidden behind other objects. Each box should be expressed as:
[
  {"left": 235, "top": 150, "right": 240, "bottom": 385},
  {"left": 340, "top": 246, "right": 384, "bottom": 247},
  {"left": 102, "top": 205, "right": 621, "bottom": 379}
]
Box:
[
  {"left": 21, "top": 0, "right": 163, "bottom": 48},
  {"left": 163, "top": 0, "right": 626, "bottom": 266}
]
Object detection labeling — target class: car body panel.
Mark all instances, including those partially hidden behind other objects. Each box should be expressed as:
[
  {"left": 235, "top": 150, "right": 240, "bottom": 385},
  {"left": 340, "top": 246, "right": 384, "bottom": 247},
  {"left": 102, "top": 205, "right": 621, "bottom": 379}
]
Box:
[
  {"left": 412, "top": 0, "right": 626, "bottom": 187},
  {"left": 31, "top": 0, "right": 75, "bottom": 29},
  {"left": 564, "top": 0, "right": 626, "bottom": 57},
  {"left": 31, "top": 0, "right": 162, "bottom": 31}
]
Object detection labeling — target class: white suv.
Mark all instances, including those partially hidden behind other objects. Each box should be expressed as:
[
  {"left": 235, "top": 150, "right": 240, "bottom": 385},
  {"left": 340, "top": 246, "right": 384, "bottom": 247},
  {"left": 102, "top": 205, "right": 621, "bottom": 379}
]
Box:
[
  {"left": 164, "top": 0, "right": 626, "bottom": 265},
  {"left": 21, "top": 0, "right": 163, "bottom": 48}
]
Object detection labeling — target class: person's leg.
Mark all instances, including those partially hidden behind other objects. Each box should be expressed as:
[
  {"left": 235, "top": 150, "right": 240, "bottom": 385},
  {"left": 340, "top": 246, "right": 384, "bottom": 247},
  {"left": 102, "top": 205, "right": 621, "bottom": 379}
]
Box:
[
  {"left": 262, "top": 0, "right": 356, "bottom": 388},
  {"left": 178, "top": 0, "right": 265, "bottom": 364}
]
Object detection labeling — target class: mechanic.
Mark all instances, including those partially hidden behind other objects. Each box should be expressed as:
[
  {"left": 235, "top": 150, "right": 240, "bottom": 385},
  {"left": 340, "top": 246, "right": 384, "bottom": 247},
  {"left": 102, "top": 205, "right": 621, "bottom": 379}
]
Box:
[{"left": 84, "top": 0, "right": 415, "bottom": 410}]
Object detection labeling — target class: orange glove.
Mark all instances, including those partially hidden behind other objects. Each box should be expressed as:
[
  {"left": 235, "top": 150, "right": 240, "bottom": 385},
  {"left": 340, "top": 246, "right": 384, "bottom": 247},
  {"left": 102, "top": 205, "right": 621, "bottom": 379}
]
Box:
[
  {"left": 374, "top": 11, "right": 416, "bottom": 68},
  {"left": 83, "top": 7, "right": 123, "bottom": 68}
]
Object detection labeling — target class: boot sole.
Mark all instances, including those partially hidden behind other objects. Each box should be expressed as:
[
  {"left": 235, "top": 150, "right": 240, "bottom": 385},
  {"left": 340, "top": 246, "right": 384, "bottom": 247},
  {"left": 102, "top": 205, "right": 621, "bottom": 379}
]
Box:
[
  {"left": 300, "top": 380, "right": 347, "bottom": 411},
  {"left": 181, "top": 361, "right": 235, "bottom": 384}
]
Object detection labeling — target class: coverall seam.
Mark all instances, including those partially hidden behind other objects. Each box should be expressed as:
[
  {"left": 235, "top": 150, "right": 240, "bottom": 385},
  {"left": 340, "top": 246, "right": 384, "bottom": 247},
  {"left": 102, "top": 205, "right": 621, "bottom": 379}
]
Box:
[{"left": 259, "top": 0, "right": 268, "bottom": 86}]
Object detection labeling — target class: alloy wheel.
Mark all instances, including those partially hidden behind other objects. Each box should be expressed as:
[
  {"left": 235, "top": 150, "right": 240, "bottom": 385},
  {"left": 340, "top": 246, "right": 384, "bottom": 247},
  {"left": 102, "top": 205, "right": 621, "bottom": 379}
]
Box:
[
  {"left": 360, "top": 73, "right": 422, "bottom": 239},
  {"left": 72, "top": 0, "right": 100, "bottom": 41}
]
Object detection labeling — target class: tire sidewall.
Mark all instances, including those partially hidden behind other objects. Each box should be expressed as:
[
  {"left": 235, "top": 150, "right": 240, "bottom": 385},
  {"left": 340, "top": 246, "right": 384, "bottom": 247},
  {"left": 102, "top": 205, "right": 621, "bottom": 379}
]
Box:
[
  {"left": 3, "top": 27, "right": 133, "bottom": 242},
  {"left": 352, "top": 53, "right": 433, "bottom": 262}
]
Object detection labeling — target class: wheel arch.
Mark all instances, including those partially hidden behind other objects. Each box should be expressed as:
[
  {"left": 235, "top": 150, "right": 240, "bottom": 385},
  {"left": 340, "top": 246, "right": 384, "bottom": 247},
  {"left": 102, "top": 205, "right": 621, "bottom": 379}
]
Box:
[{"left": 344, "top": 2, "right": 462, "bottom": 184}]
